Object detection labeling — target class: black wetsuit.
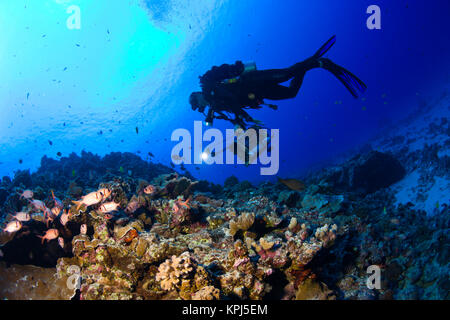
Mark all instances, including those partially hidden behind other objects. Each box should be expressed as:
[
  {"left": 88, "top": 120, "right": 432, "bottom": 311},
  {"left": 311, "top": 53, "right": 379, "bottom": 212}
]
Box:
[
  {"left": 198, "top": 36, "right": 366, "bottom": 129},
  {"left": 203, "top": 58, "right": 320, "bottom": 129},
  {"left": 240, "top": 58, "right": 321, "bottom": 104}
]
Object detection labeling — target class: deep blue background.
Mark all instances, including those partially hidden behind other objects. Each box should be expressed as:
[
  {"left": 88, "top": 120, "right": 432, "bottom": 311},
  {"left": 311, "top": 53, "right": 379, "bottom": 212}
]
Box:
[{"left": 1, "top": 1, "right": 449, "bottom": 184}]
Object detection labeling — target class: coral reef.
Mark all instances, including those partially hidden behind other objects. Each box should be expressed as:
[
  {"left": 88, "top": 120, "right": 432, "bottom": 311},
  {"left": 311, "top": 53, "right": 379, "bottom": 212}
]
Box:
[{"left": 0, "top": 113, "right": 448, "bottom": 304}]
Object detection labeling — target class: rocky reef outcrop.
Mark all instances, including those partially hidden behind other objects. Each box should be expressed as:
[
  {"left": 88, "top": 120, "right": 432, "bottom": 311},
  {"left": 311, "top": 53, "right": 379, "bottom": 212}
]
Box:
[
  {"left": 0, "top": 262, "right": 76, "bottom": 300},
  {"left": 315, "top": 151, "right": 406, "bottom": 195}
]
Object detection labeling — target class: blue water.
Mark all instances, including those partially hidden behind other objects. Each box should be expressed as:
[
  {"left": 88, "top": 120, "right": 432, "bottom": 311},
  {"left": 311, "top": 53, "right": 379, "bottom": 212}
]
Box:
[{"left": 1, "top": 0, "right": 449, "bottom": 184}]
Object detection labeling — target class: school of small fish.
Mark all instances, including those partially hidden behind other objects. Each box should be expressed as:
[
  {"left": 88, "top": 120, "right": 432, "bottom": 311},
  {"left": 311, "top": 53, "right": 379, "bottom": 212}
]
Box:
[{"left": 1, "top": 187, "right": 114, "bottom": 246}]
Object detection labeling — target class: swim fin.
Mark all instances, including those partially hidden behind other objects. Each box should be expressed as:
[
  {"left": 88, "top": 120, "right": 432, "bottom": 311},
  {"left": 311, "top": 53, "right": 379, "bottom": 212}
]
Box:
[
  {"left": 320, "top": 58, "right": 367, "bottom": 98},
  {"left": 314, "top": 35, "right": 337, "bottom": 59}
]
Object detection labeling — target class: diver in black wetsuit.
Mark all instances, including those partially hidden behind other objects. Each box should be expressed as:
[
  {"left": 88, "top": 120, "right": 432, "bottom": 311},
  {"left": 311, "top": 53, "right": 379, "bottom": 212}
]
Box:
[{"left": 190, "top": 35, "right": 367, "bottom": 130}]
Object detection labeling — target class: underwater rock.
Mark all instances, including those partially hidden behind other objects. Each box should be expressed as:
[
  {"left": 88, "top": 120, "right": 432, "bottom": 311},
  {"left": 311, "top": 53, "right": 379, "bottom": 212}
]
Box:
[
  {"left": 295, "top": 278, "right": 335, "bottom": 300},
  {"left": 192, "top": 285, "right": 220, "bottom": 300},
  {"left": 67, "top": 182, "right": 83, "bottom": 198},
  {"left": 0, "top": 262, "right": 75, "bottom": 299},
  {"left": 32, "top": 152, "right": 175, "bottom": 192},
  {"left": 0, "top": 187, "right": 8, "bottom": 206},
  {"left": 224, "top": 175, "right": 239, "bottom": 189},
  {"left": 278, "top": 190, "right": 301, "bottom": 208},
  {"left": 12, "top": 170, "right": 32, "bottom": 188},
  {"left": 320, "top": 151, "right": 406, "bottom": 194},
  {"left": 301, "top": 194, "right": 344, "bottom": 215},
  {"left": 151, "top": 174, "right": 200, "bottom": 199},
  {"left": 1, "top": 176, "right": 12, "bottom": 187},
  {"left": 351, "top": 151, "right": 406, "bottom": 193}
]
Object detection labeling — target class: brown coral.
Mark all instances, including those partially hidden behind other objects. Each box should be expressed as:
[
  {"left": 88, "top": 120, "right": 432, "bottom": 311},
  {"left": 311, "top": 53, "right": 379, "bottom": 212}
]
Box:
[
  {"left": 228, "top": 212, "right": 255, "bottom": 236},
  {"left": 156, "top": 251, "right": 196, "bottom": 291}
]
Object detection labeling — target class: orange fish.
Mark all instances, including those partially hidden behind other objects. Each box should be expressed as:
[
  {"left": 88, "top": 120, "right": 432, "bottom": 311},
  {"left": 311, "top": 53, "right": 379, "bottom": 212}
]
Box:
[
  {"left": 143, "top": 185, "right": 156, "bottom": 195},
  {"left": 59, "top": 210, "right": 70, "bottom": 226},
  {"left": 38, "top": 229, "right": 59, "bottom": 244},
  {"left": 72, "top": 191, "right": 104, "bottom": 210},
  {"left": 277, "top": 177, "right": 306, "bottom": 191},
  {"left": 98, "top": 201, "right": 120, "bottom": 214}
]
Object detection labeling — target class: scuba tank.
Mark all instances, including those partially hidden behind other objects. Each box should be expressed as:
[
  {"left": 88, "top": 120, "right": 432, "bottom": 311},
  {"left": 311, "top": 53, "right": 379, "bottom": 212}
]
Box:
[{"left": 222, "top": 61, "right": 256, "bottom": 84}]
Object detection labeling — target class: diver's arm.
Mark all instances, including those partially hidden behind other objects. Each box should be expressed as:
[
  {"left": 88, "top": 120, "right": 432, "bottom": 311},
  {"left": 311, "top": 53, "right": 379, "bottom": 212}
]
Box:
[
  {"left": 236, "top": 109, "right": 254, "bottom": 122},
  {"left": 204, "top": 107, "right": 234, "bottom": 126},
  {"left": 232, "top": 116, "right": 248, "bottom": 131},
  {"left": 215, "top": 110, "right": 233, "bottom": 121},
  {"left": 235, "top": 109, "right": 265, "bottom": 130}
]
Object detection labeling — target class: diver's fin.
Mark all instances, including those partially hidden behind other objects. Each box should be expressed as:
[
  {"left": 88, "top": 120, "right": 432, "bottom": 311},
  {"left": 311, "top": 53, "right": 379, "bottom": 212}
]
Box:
[
  {"left": 337, "top": 65, "right": 367, "bottom": 94},
  {"left": 335, "top": 72, "right": 359, "bottom": 98},
  {"left": 314, "top": 35, "right": 337, "bottom": 59},
  {"left": 320, "top": 58, "right": 367, "bottom": 98}
]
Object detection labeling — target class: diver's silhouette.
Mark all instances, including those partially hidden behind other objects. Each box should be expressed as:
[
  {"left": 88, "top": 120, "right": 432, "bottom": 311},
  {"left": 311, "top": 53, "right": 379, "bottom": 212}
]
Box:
[{"left": 190, "top": 35, "right": 367, "bottom": 130}]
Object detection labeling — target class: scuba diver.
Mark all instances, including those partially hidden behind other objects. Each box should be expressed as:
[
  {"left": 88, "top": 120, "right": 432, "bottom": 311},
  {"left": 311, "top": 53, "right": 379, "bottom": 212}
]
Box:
[{"left": 190, "top": 35, "right": 367, "bottom": 130}]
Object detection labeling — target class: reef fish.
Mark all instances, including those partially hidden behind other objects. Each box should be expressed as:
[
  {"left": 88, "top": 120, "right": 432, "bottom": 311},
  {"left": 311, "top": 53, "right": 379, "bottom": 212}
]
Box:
[
  {"left": 98, "top": 201, "right": 120, "bottom": 214},
  {"left": 43, "top": 207, "right": 56, "bottom": 227},
  {"left": 10, "top": 212, "right": 31, "bottom": 222},
  {"left": 20, "top": 190, "right": 34, "bottom": 199},
  {"left": 277, "top": 177, "right": 306, "bottom": 191},
  {"left": 143, "top": 185, "right": 157, "bottom": 195},
  {"left": 51, "top": 190, "right": 64, "bottom": 209},
  {"left": 3, "top": 220, "right": 22, "bottom": 233},
  {"left": 59, "top": 210, "right": 70, "bottom": 226},
  {"left": 72, "top": 190, "right": 108, "bottom": 210},
  {"left": 58, "top": 237, "right": 65, "bottom": 249},
  {"left": 125, "top": 199, "right": 141, "bottom": 215},
  {"left": 29, "top": 199, "right": 47, "bottom": 212},
  {"left": 97, "top": 188, "right": 112, "bottom": 200},
  {"left": 51, "top": 206, "right": 61, "bottom": 216},
  {"left": 173, "top": 198, "right": 191, "bottom": 213},
  {"left": 38, "top": 229, "right": 59, "bottom": 244}
]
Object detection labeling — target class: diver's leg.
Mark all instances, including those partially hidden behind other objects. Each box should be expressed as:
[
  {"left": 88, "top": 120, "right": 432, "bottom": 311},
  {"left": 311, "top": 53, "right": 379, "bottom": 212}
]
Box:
[
  {"left": 264, "top": 57, "right": 367, "bottom": 99},
  {"left": 263, "top": 80, "right": 304, "bottom": 100},
  {"left": 257, "top": 60, "right": 319, "bottom": 100},
  {"left": 242, "top": 68, "right": 295, "bottom": 84},
  {"left": 243, "top": 57, "right": 320, "bottom": 85}
]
